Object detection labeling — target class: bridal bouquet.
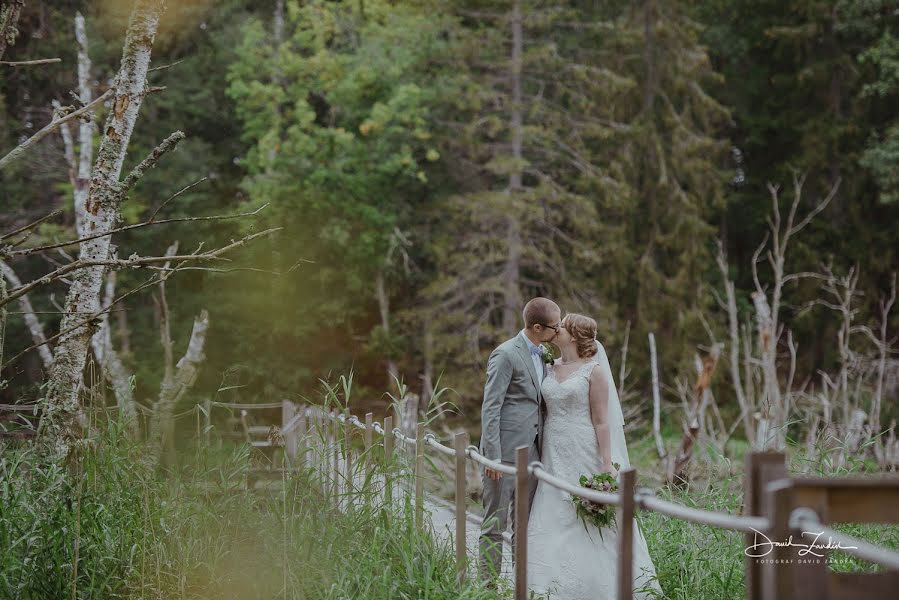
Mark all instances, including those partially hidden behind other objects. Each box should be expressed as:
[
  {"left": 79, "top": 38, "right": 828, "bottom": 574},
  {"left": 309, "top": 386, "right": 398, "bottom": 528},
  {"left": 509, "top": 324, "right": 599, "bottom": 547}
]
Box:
[{"left": 571, "top": 462, "right": 620, "bottom": 540}]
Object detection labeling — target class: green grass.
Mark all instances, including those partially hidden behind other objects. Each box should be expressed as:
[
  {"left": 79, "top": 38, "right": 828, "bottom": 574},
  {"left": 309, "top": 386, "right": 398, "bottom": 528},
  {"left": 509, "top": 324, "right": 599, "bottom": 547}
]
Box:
[
  {"left": 0, "top": 419, "right": 499, "bottom": 599},
  {"left": 3, "top": 404, "right": 897, "bottom": 600},
  {"left": 630, "top": 434, "right": 899, "bottom": 600}
]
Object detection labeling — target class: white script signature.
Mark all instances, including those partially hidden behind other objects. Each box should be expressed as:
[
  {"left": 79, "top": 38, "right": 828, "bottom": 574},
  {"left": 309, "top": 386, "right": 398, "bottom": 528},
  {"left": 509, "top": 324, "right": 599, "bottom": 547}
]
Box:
[{"left": 744, "top": 528, "right": 859, "bottom": 558}]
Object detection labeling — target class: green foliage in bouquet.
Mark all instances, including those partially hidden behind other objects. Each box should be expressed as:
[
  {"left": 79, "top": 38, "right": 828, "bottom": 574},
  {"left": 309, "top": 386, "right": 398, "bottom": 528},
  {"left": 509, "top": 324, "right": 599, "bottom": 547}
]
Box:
[
  {"left": 571, "top": 462, "right": 621, "bottom": 541},
  {"left": 539, "top": 342, "right": 557, "bottom": 364}
]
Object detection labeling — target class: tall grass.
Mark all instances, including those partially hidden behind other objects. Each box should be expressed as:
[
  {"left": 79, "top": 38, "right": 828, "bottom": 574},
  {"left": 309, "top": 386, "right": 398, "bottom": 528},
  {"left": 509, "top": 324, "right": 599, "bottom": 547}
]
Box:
[
  {"left": 0, "top": 414, "right": 498, "bottom": 599},
  {"left": 635, "top": 441, "right": 899, "bottom": 600}
]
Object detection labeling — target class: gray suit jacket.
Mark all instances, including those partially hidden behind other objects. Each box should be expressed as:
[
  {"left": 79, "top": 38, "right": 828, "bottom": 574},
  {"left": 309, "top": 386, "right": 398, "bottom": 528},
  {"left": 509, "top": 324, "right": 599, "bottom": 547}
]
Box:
[{"left": 479, "top": 333, "right": 546, "bottom": 464}]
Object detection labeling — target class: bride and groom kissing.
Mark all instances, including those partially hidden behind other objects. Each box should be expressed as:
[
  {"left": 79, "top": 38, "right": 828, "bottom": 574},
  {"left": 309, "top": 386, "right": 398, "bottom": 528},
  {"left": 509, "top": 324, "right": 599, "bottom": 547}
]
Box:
[{"left": 478, "top": 297, "right": 662, "bottom": 599}]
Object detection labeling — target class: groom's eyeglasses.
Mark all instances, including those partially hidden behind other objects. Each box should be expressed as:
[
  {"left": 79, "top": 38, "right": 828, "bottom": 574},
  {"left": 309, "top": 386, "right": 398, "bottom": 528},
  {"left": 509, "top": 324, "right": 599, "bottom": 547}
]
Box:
[{"left": 538, "top": 322, "right": 562, "bottom": 332}]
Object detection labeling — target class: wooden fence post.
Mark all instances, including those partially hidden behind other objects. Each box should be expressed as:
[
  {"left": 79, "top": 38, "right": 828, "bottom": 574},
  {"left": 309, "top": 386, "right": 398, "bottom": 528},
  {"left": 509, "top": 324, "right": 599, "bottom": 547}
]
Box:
[
  {"left": 617, "top": 468, "right": 636, "bottom": 600},
  {"left": 203, "top": 398, "right": 211, "bottom": 446},
  {"left": 331, "top": 411, "right": 339, "bottom": 505},
  {"left": 761, "top": 479, "right": 793, "bottom": 600},
  {"left": 315, "top": 410, "right": 323, "bottom": 484},
  {"left": 455, "top": 431, "right": 469, "bottom": 585},
  {"left": 344, "top": 409, "right": 353, "bottom": 508},
  {"left": 515, "top": 445, "right": 530, "bottom": 600},
  {"left": 363, "top": 413, "right": 374, "bottom": 453},
  {"left": 384, "top": 415, "right": 394, "bottom": 506},
  {"left": 298, "top": 408, "right": 307, "bottom": 470},
  {"left": 282, "top": 399, "right": 297, "bottom": 465},
  {"left": 415, "top": 423, "right": 425, "bottom": 529},
  {"left": 744, "top": 451, "right": 787, "bottom": 600}
]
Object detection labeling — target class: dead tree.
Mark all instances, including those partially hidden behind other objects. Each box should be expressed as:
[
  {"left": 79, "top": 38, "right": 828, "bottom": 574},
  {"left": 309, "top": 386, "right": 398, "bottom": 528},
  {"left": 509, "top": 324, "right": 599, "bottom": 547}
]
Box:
[
  {"left": 715, "top": 242, "right": 756, "bottom": 443},
  {"left": 150, "top": 247, "right": 209, "bottom": 468},
  {"left": 38, "top": 0, "right": 169, "bottom": 460},
  {"left": 668, "top": 345, "right": 721, "bottom": 486},
  {"left": 54, "top": 12, "right": 138, "bottom": 430},
  {"left": 0, "top": 261, "right": 53, "bottom": 370},
  {"left": 734, "top": 173, "right": 838, "bottom": 450},
  {"left": 89, "top": 272, "right": 138, "bottom": 431},
  {"left": 0, "top": 0, "right": 25, "bottom": 60},
  {"left": 0, "top": 1, "right": 279, "bottom": 462}
]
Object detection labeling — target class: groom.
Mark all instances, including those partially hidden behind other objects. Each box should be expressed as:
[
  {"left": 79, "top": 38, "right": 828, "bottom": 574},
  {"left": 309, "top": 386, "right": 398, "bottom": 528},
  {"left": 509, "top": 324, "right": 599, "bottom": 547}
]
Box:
[{"left": 478, "top": 297, "right": 562, "bottom": 582}]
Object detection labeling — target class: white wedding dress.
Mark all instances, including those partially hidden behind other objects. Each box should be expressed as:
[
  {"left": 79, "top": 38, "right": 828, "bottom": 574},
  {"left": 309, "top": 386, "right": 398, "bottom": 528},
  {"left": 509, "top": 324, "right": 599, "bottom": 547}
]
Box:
[{"left": 527, "top": 341, "right": 663, "bottom": 599}]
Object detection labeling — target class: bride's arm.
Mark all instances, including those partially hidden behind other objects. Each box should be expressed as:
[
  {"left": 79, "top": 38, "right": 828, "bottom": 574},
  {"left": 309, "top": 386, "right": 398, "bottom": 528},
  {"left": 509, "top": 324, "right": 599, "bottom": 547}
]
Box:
[{"left": 587, "top": 365, "right": 615, "bottom": 473}]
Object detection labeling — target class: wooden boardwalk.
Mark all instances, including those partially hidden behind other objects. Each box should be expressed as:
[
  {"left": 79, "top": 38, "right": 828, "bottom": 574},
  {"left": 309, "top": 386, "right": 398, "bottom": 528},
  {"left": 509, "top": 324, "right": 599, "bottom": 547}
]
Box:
[{"left": 300, "top": 438, "right": 515, "bottom": 583}]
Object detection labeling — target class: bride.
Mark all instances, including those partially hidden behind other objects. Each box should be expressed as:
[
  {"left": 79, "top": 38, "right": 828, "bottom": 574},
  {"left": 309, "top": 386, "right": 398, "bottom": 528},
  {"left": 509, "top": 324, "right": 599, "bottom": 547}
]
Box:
[{"left": 527, "top": 313, "right": 663, "bottom": 599}]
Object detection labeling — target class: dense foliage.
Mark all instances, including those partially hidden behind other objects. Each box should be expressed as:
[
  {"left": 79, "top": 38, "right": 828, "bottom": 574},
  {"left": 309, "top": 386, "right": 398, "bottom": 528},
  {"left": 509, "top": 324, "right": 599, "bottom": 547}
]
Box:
[{"left": 1, "top": 0, "right": 896, "bottom": 432}]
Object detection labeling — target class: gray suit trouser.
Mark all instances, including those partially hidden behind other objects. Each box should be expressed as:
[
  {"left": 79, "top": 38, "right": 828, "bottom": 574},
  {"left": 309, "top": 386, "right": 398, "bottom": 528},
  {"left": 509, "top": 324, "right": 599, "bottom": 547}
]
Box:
[{"left": 479, "top": 435, "right": 539, "bottom": 581}]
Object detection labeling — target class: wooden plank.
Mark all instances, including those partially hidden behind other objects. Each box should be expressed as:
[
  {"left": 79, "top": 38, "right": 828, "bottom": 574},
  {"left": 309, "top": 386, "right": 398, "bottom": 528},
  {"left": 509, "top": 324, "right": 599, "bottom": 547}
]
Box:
[
  {"left": 384, "top": 416, "right": 394, "bottom": 505},
  {"left": 617, "top": 468, "right": 636, "bottom": 600},
  {"left": 282, "top": 400, "right": 297, "bottom": 462},
  {"left": 345, "top": 409, "right": 353, "bottom": 508},
  {"left": 792, "top": 480, "right": 899, "bottom": 524},
  {"left": 364, "top": 412, "right": 373, "bottom": 451},
  {"left": 515, "top": 445, "right": 530, "bottom": 600},
  {"left": 828, "top": 571, "right": 899, "bottom": 600},
  {"left": 415, "top": 423, "right": 425, "bottom": 529},
  {"left": 331, "top": 411, "right": 338, "bottom": 504}
]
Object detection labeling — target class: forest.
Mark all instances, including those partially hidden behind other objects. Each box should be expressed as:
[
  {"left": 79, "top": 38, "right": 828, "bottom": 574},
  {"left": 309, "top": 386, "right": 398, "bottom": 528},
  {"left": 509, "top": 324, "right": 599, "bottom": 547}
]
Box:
[
  {"left": 2, "top": 0, "right": 898, "bottom": 447},
  {"left": 1, "top": 1, "right": 898, "bottom": 598}
]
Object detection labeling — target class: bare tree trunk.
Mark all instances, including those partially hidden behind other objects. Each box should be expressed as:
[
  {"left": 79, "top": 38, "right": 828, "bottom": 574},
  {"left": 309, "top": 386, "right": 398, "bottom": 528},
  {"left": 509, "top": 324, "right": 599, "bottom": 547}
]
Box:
[
  {"left": 752, "top": 291, "right": 781, "bottom": 449},
  {"left": 642, "top": 0, "right": 656, "bottom": 113},
  {"left": 501, "top": 0, "right": 524, "bottom": 336},
  {"left": 716, "top": 243, "right": 755, "bottom": 442},
  {"left": 39, "top": 0, "right": 167, "bottom": 460},
  {"left": 116, "top": 301, "right": 131, "bottom": 355},
  {"left": 870, "top": 275, "right": 896, "bottom": 436},
  {"left": 73, "top": 11, "right": 94, "bottom": 236},
  {"left": 89, "top": 272, "right": 137, "bottom": 432},
  {"left": 648, "top": 332, "right": 666, "bottom": 458},
  {"left": 0, "top": 0, "right": 25, "bottom": 60},
  {"left": 375, "top": 270, "right": 399, "bottom": 387},
  {"left": 0, "top": 261, "right": 53, "bottom": 370},
  {"left": 61, "top": 11, "right": 139, "bottom": 433},
  {"left": 273, "top": 0, "right": 284, "bottom": 46},
  {"left": 150, "top": 310, "right": 209, "bottom": 467},
  {"left": 421, "top": 324, "right": 433, "bottom": 408},
  {"left": 668, "top": 348, "right": 720, "bottom": 485}
]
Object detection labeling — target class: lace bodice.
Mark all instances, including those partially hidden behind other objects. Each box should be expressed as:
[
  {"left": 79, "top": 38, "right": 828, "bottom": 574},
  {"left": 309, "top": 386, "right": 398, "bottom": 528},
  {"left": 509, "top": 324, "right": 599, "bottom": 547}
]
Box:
[
  {"left": 542, "top": 359, "right": 599, "bottom": 427},
  {"left": 537, "top": 358, "right": 607, "bottom": 486}
]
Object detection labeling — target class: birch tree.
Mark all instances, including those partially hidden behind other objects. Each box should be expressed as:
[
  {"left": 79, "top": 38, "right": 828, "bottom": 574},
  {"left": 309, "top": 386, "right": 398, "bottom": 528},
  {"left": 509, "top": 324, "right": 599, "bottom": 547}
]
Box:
[{"left": 38, "top": 0, "right": 168, "bottom": 460}]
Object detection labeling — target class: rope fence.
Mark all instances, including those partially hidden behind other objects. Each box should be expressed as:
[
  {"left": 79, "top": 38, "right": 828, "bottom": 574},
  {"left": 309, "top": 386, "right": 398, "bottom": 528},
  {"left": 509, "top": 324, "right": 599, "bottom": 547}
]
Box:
[
  {"left": 4, "top": 397, "right": 898, "bottom": 599},
  {"left": 247, "top": 402, "right": 899, "bottom": 600}
]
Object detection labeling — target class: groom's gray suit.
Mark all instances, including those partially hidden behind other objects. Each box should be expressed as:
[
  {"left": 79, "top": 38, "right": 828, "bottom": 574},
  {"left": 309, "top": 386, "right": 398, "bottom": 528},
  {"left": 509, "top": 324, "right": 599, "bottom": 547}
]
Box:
[{"left": 478, "top": 331, "right": 545, "bottom": 580}]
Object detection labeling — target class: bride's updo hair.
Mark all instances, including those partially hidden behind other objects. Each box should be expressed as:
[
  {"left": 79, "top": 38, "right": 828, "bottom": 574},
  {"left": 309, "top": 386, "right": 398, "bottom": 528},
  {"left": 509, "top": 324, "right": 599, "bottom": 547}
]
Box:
[{"left": 563, "top": 313, "right": 598, "bottom": 359}]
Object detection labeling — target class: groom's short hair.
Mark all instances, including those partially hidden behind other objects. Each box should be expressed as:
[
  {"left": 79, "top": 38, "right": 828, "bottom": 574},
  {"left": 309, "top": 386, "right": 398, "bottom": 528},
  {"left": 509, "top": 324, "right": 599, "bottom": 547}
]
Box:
[{"left": 523, "top": 297, "right": 560, "bottom": 329}]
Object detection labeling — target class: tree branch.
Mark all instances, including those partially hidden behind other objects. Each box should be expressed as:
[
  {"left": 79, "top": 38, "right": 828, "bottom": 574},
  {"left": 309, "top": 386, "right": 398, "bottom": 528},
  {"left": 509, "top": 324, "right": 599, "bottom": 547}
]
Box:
[
  {"left": 0, "top": 89, "right": 113, "bottom": 171},
  {"left": 2, "top": 228, "right": 281, "bottom": 308}
]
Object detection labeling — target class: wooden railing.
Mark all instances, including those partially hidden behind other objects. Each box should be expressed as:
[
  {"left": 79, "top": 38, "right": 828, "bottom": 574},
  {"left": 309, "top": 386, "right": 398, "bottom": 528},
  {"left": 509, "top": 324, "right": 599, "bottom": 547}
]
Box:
[
  {"left": 5, "top": 397, "right": 897, "bottom": 599},
  {"left": 218, "top": 400, "right": 899, "bottom": 600}
]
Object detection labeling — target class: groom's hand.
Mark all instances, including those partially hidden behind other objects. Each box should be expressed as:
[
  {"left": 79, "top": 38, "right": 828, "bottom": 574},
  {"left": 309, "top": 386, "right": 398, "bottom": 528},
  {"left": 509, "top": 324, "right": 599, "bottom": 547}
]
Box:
[{"left": 485, "top": 467, "right": 503, "bottom": 481}]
